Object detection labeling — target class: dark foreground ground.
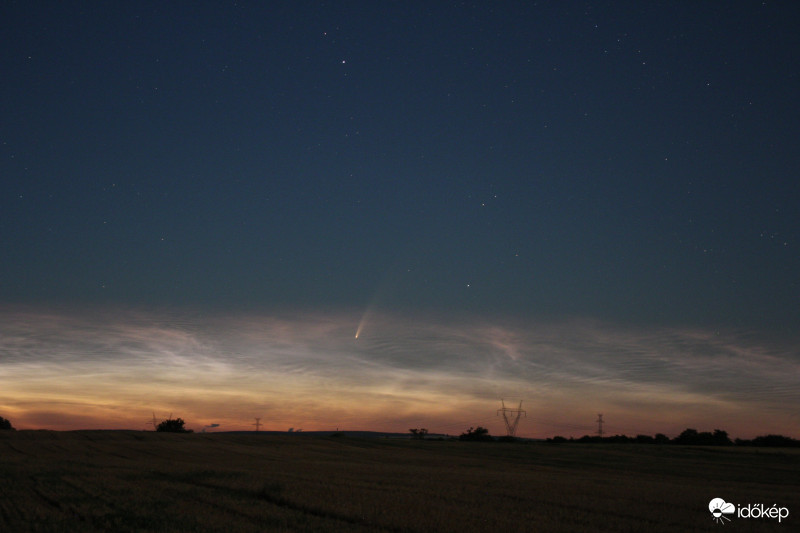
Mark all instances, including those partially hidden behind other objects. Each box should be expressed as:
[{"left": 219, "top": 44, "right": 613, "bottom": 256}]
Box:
[{"left": 1, "top": 431, "right": 798, "bottom": 532}]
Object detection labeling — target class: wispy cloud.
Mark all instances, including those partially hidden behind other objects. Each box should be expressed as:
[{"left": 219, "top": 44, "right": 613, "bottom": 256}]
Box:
[{"left": 0, "top": 306, "right": 797, "bottom": 437}]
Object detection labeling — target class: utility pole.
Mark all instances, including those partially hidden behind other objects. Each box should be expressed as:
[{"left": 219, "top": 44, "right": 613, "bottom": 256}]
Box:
[
  {"left": 596, "top": 413, "right": 604, "bottom": 438},
  {"left": 497, "top": 399, "right": 526, "bottom": 437},
  {"left": 253, "top": 417, "right": 262, "bottom": 432}
]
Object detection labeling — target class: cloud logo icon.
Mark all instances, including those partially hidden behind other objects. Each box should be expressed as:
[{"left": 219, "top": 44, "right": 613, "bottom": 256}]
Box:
[{"left": 709, "top": 498, "right": 735, "bottom": 524}]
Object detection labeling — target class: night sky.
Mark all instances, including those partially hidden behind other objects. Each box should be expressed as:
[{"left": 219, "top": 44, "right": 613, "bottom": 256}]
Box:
[{"left": 2, "top": 2, "right": 799, "bottom": 437}]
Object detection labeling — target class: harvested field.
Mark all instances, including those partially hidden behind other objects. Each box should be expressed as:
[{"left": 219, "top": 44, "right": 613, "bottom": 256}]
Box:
[{"left": 1, "top": 431, "right": 798, "bottom": 532}]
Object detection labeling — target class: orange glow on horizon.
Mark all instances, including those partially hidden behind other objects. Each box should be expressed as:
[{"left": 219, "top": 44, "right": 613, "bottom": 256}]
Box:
[{"left": 1, "top": 307, "right": 798, "bottom": 439}]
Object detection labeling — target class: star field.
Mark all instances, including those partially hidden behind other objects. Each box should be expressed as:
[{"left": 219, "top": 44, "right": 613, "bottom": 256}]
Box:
[{"left": 1, "top": 2, "right": 799, "bottom": 434}]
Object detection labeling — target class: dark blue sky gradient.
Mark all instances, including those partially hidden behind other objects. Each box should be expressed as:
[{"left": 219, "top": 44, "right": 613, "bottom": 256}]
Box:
[{"left": 3, "top": 2, "right": 799, "bottom": 329}]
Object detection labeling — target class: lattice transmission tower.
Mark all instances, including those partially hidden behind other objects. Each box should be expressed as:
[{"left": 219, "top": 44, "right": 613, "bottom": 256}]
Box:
[
  {"left": 148, "top": 412, "right": 171, "bottom": 431},
  {"left": 596, "top": 413, "right": 604, "bottom": 438},
  {"left": 497, "top": 399, "right": 526, "bottom": 437}
]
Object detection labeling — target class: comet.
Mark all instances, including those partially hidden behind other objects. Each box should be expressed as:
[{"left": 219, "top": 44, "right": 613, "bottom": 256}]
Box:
[
  {"left": 354, "top": 268, "right": 399, "bottom": 340},
  {"left": 354, "top": 307, "right": 372, "bottom": 339}
]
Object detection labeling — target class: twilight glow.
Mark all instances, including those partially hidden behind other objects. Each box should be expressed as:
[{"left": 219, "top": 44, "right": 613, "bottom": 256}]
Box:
[{"left": 1, "top": 306, "right": 797, "bottom": 439}]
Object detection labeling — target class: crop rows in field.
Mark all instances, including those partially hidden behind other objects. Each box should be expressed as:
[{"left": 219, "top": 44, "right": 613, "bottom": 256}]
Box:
[{"left": 1, "top": 431, "right": 798, "bottom": 532}]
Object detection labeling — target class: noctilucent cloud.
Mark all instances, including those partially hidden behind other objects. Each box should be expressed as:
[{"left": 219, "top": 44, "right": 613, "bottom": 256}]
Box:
[{"left": 2, "top": 2, "right": 798, "bottom": 437}]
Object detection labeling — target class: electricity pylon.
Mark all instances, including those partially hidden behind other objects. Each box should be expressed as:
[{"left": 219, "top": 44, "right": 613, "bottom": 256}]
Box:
[
  {"left": 596, "top": 413, "right": 604, "bottom": 438},
  {"left": 497, "top": 399, "right": 526, "bottom": 437},
  {"left": 253, "top": 417, "right": 262, "bottom": 432}
]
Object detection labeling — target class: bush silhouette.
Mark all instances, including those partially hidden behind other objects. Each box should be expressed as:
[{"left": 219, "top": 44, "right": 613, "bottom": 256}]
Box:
[
  {"left": 0, "top": 416, "right": 14, "bottom": 430},
  {"left": 156, "top": 417, "right": 193, "bottom": 433}
]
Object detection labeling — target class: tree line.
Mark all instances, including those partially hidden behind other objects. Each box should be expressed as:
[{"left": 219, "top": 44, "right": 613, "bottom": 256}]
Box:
[
  {"left": 2, "top": 415, "right": 798, "bottom": 447},
  {"left": 546, "top": 428, "right": 800, "bottom": 447},
  {"left": 405, "top": 426, "right": 800, "bottom": 447}
]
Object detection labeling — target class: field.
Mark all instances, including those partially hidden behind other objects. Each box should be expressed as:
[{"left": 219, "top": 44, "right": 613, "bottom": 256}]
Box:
[{"left": 1, "top": 431, "right": 798, "bottom": 532}]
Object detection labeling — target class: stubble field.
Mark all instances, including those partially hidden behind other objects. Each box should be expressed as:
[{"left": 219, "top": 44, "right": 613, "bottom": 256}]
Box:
[{"left": 1, "top": 430, "right": 798, "bottom": 532}]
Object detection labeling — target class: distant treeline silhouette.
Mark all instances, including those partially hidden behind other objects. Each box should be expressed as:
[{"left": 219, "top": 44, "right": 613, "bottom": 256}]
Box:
[
  {"left": 1, "top": 414, "right": 797, "bottom": 448},
  {"left": 453, "top": 426, "right": 798, "bottom": 447},
  {"left": 546, "top": 428, "right": 800, "bottom": 447}
]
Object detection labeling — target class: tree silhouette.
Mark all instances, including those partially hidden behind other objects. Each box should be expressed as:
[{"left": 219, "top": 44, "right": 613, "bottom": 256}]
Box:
[
  {"left": 711, "top": 429, "right": 732, "bottom": 446},
  {"left": 673, "top": 428, "right": 698, "bottom": 444},
  {"left": 654, "top": 433, "right": 670, "bottom": 444},
  {"left": 409, "top": 428, "right": 428, "bottom": 440},
  {"left": 0, "top": 416, "right": 14, "bottom": 430},
  {"left": 673, "top": 428, "right": 731, "bottom": 445},
  {"left": 459, "top": 426, "right": 492, "bottom": 442},
  {"left": 156, "top": 417, "right": 193, "bottom": 433}
]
